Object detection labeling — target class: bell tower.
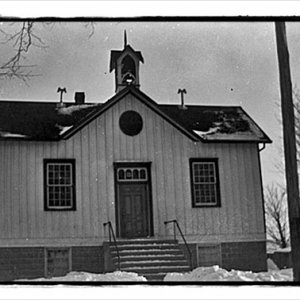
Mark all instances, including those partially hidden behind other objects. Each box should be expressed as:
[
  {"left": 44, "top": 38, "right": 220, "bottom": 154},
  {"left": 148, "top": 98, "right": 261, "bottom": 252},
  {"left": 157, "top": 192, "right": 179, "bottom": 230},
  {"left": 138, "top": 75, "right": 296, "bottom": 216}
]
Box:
[{"left": 110, "top": 31, "right": 144, "bottom": 93}]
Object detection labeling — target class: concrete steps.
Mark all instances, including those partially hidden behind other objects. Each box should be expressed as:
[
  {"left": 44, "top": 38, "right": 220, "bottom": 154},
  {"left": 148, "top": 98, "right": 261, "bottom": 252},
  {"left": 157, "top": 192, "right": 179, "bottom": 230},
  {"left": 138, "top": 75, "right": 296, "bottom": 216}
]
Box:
[{"left": 108, "top": 239, "right": 191, "bottom": 281}]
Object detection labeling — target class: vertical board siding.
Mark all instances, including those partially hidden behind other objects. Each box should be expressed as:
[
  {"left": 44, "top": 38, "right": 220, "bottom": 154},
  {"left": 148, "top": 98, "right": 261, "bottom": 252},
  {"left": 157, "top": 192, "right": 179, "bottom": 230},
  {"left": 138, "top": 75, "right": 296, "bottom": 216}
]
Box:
[
  {"left": 229, "top": 144, "right": 243, "bottom": 234},
  {"left": 96, "top": 117, "right": 107, "bottom": 237},
  {"left": 11, "top": 143, "right": 18, "bottom": 238},
  {"left": 42, "top": 143, "right": 52, "bottom": 238},
  {"left": 88, "top": 123, "right": 98, "bottom": 237},
  {"left": 0, "top": 93, "right": 265, "bottom": 244},
  {"left": 0, "top": 145, "right": 5, "bottom": 236},
  {"left": 74, "top": 130, "right": 83, "bottom": 237},
  {"left": 145, "top": 102, "right": 158, "bottom": 234},
  {"left": 81, "top": 128, "right": 90, "bottom": 237},
  {"left": 252, "top": 146, "right": 265, "bottom": 233},
  {"left": 153, "top": 113, "right": 165, "bottom": 236},
  {"left": 28, "top": 143, "right": 36, "bottom": 238},
  {"left": 19, "top": 143, "right": 27, "bottom": 237},
  {"left": 237, "top": 144, "right": 248, "bottom": 234},
  {"left": 245, "top": 145, "right": 256, "bottom": 234},
  {"left": 172, "top": 129, "right": 184, "bottom": 232}
]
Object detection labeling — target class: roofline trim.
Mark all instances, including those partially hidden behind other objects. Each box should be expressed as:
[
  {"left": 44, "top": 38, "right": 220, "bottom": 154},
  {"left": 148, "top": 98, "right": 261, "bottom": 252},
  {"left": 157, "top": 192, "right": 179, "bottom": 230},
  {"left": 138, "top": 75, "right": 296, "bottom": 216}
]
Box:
[{"left": 199, "top": 139, "right": 272, "bottom": 144}]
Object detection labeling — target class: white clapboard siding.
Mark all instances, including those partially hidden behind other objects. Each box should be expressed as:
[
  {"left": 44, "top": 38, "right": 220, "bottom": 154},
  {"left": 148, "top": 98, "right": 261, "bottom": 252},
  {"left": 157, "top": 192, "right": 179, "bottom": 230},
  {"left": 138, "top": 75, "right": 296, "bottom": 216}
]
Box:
[{"left": 0, "top": 93, "right": 266, "bottom": 245}]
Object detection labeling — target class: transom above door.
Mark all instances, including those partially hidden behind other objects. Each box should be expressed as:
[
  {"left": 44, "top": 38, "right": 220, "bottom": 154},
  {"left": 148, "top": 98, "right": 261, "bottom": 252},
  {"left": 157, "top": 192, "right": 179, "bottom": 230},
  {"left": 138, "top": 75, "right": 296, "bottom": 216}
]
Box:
[
  {"left": 114, "top": 162, "right": 153, "bottom": 239},
  {"left": 117, "top": 167, "right": 147, "bottom": 182}
]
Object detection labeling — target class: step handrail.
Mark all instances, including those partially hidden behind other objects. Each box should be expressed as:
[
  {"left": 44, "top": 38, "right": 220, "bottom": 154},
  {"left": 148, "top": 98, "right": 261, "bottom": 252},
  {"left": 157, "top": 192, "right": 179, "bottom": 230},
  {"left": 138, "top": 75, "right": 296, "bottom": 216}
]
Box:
[
  {"left": 164, "top": 219, "right": 192, "bottom": 268},
  {"left": 103, "top": 221, "right": 121, "bottom": 270}
]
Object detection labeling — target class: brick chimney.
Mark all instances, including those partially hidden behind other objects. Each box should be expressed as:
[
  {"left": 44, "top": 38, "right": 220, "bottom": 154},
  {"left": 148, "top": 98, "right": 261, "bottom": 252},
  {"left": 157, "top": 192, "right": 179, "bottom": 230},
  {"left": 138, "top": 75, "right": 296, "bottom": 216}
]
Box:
[{"left": 74, "top": 92, "right": 85, "bottom": 105}]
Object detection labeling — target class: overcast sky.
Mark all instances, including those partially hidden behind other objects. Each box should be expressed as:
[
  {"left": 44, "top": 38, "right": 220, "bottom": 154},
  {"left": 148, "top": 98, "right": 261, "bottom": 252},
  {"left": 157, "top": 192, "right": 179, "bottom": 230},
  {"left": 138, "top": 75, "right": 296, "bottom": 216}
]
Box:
[{"left": 1, "top": 20, "right": 299, "bottom": 187}]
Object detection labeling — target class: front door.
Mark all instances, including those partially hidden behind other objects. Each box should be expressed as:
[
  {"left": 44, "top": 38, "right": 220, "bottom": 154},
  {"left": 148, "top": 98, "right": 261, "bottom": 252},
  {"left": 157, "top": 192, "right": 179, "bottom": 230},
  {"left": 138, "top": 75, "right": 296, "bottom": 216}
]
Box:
[
  {"left": 115, "top": 163, "right": 153, "bottom": 238},
  {"left": 119, "top": 184, "right": 148, "bottom": 238}
]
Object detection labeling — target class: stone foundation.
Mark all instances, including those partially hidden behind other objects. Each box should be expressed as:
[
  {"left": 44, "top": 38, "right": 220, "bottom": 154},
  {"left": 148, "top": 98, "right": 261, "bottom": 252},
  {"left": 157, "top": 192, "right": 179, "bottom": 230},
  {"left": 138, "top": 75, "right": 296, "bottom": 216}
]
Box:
[
  {"left": 194, "top": 241, "right": 267, "bottom": 272},
  {"left": 0, "top": 247, "right": 44, "bottom": 281},
  {"left": 220, "top": 241, "right": 267, "bottom": 272},
  {"left": 0, "top": 241, "right": 266, "bottom": 281},
  {"left": 0, "top": 246, "right": 104, "bottom": 281}
]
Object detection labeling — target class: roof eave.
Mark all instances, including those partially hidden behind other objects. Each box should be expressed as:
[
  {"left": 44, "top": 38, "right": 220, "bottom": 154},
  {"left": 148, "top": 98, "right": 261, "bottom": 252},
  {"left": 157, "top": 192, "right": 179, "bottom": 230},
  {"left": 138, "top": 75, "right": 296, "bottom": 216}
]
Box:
[
  {"left": 237, "top": 106, "right": 272, "bottom": 144},
  {"left": 199, "top": 138, "right": 272, "bottom": 143},
  {"left": 0, "top": 137, "right": 60, "bottom": 142}
]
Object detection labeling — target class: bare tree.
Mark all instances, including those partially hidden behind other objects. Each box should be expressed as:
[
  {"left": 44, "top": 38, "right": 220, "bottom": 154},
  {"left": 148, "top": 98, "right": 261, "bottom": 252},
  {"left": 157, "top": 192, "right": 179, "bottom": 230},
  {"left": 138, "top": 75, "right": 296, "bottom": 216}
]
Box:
[
  {"left": 0, "top": 21, "right": 96, "bottom": 82},
  {"left": 0, "top": 21, "right": 45, "bottom": 81},
  {"left": 265, "top": 184, "right": 290, "bottom": 249}
]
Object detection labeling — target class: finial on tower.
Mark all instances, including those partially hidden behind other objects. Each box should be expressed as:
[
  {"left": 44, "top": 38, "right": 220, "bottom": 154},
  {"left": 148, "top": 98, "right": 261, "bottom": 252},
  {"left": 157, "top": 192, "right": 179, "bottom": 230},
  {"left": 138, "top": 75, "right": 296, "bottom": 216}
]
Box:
[{"left": 124, "top": 30, "right": 127, "bottom": 48}]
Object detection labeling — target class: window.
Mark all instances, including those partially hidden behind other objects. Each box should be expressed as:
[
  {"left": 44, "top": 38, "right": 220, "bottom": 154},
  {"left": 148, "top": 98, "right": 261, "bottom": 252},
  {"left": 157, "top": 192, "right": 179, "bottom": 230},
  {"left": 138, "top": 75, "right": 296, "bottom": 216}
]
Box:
[
  {"left": 45, "top": 248, "right": 71, "bottom": 278},
  {"left": 44, "top": 159, "right": 76, "bottom": 211},
  {"left": 121, "top": 55, "right": 136, "bottom": 76},
  {"left": 117, "top": 167, "right": 148, "bottom": 182},
  {"left": 119, "top": 111, "right": 143, "bottom": 136},
  {"left": 190, "top": 158, "right": 221, "bottom": 207}
]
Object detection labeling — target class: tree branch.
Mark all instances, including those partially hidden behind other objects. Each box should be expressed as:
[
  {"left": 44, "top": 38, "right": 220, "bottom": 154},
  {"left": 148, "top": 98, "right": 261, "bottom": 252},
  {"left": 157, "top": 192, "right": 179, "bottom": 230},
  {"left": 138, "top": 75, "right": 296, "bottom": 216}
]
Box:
[{"left": 0, "top": 21, "right": 45, "bottom": 82}]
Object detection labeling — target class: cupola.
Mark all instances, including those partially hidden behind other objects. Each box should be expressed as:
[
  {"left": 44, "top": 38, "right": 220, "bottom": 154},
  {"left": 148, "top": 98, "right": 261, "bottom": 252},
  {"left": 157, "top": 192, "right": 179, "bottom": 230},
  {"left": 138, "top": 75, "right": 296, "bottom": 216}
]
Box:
[{"left": 109, "top": 31, "right": 144, "bottom": 93}]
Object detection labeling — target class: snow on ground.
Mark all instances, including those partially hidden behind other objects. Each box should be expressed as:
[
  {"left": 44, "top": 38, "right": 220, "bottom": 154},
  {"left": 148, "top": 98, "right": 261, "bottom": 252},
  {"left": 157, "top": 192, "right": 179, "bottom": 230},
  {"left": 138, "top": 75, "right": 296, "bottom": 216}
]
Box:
[
  {"left": 163, "top": 265, "right": 293, "bottom": 282},
  {"left": 16, "top": 259, "right": 292, "bottom": 282},
  {"left": 267, "top": 258, "right": 279, "bottom": 271},
  {"left": 18, "top": 271, "right": 147, "bottom": 282},
  {"left": 17, "top": 266, "right": 292, "bottom": 282}
]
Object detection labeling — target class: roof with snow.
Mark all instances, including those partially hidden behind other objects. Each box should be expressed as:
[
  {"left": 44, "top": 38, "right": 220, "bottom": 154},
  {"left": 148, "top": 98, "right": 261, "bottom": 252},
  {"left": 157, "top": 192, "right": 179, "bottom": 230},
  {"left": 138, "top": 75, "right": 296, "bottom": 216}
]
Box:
[{"left": 0, "top": 87, "right": 271, "bottom": 143}]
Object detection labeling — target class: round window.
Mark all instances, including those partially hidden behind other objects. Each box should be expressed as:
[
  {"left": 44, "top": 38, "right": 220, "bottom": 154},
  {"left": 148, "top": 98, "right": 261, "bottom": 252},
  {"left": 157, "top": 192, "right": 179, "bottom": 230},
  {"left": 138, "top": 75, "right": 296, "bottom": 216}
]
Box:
[{"left": 119, "top": 110, "right": 143, "bottom": 136}]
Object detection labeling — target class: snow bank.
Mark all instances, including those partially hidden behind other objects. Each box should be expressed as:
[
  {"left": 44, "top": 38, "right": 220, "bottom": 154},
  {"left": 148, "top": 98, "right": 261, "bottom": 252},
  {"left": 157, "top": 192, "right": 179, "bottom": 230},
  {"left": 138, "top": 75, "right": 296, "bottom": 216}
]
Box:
[
  {"left": 267, "top": 258, "right": 279, "bottom": 271},
  {"left": 193, "top": 129, "right": 258, "bottom": 141},
  {"left": 18, "top": 271, "right": 146, "bottom": 282},
  {"left": 17, "top": 266, "right": 293, "bottom": 282},
  {"left": 55, "top": 124, "right": 73, "bottom": 135},
  {"left": 0, "top": 131, "right": 28, "bottom": 138},
  {"left": 163, "top": 265, "right": 293, "bottom": 282},
  {"left": 274, "top": 247, "right": 291, "bottom": 253},
  {"left": 58, "top": 104, "right": 96, "bottom": 115},
  {"left": 193, "top": 127, "right": 220, "bottom": 136}
]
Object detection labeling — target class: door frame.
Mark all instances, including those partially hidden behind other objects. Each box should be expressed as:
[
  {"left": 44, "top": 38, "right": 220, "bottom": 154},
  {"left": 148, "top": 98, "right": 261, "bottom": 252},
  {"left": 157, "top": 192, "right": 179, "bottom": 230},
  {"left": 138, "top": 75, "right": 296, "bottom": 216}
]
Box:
[{"left": 114, "top": 162, "right": 154, "bottom": 238}]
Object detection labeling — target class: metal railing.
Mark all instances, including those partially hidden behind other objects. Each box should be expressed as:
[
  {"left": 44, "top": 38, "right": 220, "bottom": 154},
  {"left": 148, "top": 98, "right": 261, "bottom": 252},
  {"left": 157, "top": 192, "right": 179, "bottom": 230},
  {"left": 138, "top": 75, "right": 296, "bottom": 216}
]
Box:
[
  {"left": 103, "top": 221, "right": 121, "bottom": 270},
  {"left": 164, "top": 219, "right": 192, "bottom": 268}
]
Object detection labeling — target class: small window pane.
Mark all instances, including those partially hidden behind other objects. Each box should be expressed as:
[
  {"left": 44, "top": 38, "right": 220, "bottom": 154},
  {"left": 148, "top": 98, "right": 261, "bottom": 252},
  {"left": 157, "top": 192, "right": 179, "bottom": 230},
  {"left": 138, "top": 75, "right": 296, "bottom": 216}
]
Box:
[
  {"left": 118, "top": 169, "right": 125, "bottom": 180},
  {"left": 133, "top": 169, "right": 139, "bottom": 179},
  {"left": 125, "top": 169, "right": 132, "bottom": 179},
  {"left": 140, "top": 169, "right": 146, "bottom": 179}
]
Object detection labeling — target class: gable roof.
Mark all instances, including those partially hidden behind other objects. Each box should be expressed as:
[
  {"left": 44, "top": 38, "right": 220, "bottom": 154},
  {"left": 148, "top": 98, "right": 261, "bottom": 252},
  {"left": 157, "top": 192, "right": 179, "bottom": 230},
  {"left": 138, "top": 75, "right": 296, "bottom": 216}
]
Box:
[
  {"left": 0, "top": 87, "right": 271, "bottom": 143},
  {"left": 159, "top": 104, "right": 271, "bottom": 142},
  {"left": 0, "top": 101, "right": 99, "bottom": 141}
]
